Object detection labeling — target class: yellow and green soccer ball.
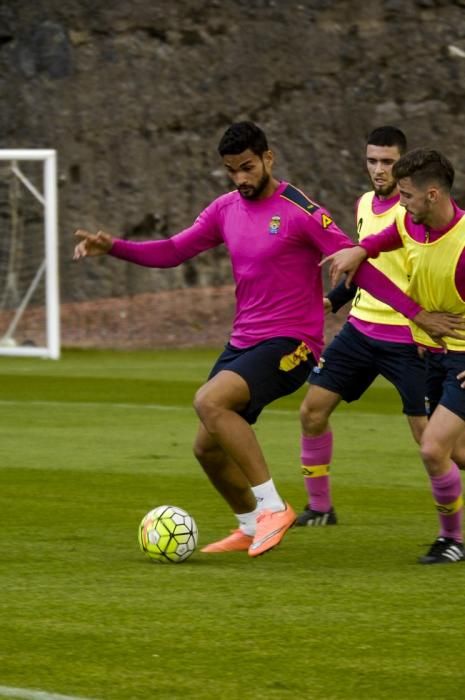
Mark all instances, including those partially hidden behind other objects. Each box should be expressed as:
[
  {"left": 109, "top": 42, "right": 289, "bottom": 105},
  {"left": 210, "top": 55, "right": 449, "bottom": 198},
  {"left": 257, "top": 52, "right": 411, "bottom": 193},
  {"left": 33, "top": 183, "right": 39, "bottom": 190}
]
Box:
[{"left": 138, "top": 505, "right": 198, "bottom": 563}]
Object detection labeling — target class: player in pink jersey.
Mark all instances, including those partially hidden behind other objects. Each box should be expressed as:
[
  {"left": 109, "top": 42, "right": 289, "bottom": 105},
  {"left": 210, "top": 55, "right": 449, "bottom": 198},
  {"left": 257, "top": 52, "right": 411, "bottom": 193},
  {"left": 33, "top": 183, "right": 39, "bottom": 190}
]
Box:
[
  {"left": 73, "top": 124, "right": 463, "bottom": 559},
  {"left": 322, "top": 148, "right": 465, "bottom": 563},
  {"left": 296, "top": 127, "right": 429, "bottom": 528}
]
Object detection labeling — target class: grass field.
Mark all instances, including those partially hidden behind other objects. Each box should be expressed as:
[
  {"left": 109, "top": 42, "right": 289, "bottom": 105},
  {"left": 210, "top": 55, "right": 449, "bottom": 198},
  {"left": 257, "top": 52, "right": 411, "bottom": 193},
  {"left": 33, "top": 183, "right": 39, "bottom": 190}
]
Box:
[{"left": 1, "top": 349, "right": 464, "bottom": 700}]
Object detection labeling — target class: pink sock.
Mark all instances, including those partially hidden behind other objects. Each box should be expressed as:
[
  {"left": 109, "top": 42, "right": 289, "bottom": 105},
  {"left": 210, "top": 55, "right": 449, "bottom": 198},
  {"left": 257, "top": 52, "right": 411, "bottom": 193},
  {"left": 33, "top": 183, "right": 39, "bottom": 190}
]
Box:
[
  {"left": 430, "top": 463, "right": 463, "bottom": 542},
  {"left": 301, "top": 432, "right": 333, "bottom": 513}
]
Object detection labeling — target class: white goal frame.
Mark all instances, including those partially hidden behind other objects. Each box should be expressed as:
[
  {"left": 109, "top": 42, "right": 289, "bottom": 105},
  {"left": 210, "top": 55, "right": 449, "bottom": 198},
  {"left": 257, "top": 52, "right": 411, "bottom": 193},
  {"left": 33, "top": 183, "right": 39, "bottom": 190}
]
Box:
[{"left": 0, "top": 149, "right": 60, "bottom": 359}]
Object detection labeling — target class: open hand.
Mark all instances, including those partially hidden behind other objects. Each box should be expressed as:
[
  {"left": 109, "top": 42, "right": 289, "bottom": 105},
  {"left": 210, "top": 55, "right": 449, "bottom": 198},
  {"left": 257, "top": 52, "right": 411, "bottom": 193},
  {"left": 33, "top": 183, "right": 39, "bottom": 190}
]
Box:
[
  {"left": 73, "top": 229, "right": 113, "bottom": 260},
  {"left": 414, "top": 310, "right": 465, "bottom": 350},
  {"left": 319, "top": 246, "right": 368, "bottom": 287}
]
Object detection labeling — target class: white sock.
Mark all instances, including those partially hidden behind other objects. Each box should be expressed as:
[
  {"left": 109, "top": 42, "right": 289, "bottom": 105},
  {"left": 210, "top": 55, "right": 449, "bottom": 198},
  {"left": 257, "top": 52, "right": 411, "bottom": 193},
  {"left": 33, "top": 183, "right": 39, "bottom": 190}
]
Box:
[
  {"left": 235, "top": 509, "right": 259, "bottom": 536},
  {"left": 251, "top": 479, "right": 285, "bottom": 513}
]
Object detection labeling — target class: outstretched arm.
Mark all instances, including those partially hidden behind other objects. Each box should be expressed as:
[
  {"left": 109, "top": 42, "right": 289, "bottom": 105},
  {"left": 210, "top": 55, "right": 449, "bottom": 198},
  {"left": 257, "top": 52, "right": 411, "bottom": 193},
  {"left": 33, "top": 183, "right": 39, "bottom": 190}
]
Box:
[
  {"left": 73, "top": 202, "right": 223, "bottom": 268},
  {"left": 73, "top": 229, "right": 185, "bottom": 267},
  {"left": 319, "top": 238, "right": 465, "bottom": 347},
  {"left": 320, "top": 222, "right": 403, "bottom": 287}
]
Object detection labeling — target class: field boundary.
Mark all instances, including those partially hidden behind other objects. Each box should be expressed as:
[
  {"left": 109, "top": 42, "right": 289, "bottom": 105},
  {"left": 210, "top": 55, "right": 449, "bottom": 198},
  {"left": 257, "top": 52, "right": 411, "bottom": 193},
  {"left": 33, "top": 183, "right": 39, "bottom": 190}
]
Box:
[
  {"left": 0, "top": 686, "right": 99, "bottom": 700},
  {"left": 0, "top": 398, "right": 298, "bottom": 415}
]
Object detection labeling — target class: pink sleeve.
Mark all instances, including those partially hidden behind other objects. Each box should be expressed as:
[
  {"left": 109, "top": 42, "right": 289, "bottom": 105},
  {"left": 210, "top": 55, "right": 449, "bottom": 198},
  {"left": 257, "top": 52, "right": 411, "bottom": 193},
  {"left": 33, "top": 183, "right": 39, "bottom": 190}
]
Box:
[
  {"left": 301, "top": 208, "right": 421, "bottom": 320},
  {"left": 353, "top": 261, "right": 422, "bottom": 320},
  {"left": 110, "top": 237, "right": 183, "bottom": 267},
  {"left": 109, "top": 202, "right": 223, "bottom": 268},
  {"left": 306, "top": 208, "right": 357, "bottom": 255},
  {"left": 359, "top": 222, "right": 403, "bottom": 258}
]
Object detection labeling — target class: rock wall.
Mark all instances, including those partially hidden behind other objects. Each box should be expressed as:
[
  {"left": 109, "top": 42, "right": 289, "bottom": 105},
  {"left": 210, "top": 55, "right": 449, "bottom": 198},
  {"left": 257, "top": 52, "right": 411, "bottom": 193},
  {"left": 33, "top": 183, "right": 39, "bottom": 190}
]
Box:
[{"left": 2, "top": 0, "right": 465, "bottom": 304}]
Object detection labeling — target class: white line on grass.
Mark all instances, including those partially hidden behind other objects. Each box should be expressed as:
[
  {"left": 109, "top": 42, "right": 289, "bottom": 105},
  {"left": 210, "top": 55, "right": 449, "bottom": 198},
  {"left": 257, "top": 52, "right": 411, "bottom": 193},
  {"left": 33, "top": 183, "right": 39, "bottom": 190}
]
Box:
[
  {"left": 0, "top": 687, "right": 99, "bottom": 700},
  {"left": 0, "top": 399, "right": 189, "bottom": 412},
  {"left": 0, "top": 399, "right": 296, "bottom": 415}
]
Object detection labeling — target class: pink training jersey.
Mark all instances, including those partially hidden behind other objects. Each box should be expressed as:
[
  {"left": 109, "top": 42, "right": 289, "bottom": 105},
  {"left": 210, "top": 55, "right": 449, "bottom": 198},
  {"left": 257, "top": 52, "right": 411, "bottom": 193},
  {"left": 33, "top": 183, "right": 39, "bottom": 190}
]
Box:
[{"left": 110, "top": 181, "right": 421, "bottom": 360}]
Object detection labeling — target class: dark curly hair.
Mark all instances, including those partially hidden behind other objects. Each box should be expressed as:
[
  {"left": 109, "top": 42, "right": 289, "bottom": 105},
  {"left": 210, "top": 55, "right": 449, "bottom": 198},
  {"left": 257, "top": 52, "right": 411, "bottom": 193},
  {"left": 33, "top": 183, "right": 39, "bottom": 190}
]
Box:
[
  {"left": 393, "top": 148, "right": 454, "bottom": 191},
  {"left": 218, "top": 121, "right": 269, "bottom": 157},
  {"left": 367, "top": 126, "right": 407, "bottom": 154}
]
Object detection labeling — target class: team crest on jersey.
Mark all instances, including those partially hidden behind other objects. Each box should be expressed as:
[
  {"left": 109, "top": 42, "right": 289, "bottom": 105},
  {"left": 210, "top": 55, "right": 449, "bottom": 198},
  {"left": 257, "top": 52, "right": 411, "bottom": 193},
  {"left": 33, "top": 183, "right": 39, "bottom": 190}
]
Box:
[
  {"left": 268, "top": 215, "right": 281, "bottom": 235},
  {"left": 321, "top": 214, "right": 333, "bottom": 229}
]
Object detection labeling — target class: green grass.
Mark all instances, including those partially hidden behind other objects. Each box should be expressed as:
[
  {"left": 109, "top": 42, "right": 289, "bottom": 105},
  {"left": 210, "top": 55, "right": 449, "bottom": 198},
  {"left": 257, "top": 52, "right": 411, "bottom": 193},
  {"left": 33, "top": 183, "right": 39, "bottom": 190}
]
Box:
[{"left": 1, "top": 349, "right": 464, "bottom": 700}]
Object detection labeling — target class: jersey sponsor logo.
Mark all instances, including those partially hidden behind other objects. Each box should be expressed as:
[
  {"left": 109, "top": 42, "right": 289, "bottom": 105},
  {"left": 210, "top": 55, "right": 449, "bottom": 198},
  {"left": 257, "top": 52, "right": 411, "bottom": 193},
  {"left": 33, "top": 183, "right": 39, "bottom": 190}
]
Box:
[
  {"left": 321, "top": 213, "right": 333, "bottom": 229},
  {"left": 268, "top": 215, "right": 281, "bottom": 235}
]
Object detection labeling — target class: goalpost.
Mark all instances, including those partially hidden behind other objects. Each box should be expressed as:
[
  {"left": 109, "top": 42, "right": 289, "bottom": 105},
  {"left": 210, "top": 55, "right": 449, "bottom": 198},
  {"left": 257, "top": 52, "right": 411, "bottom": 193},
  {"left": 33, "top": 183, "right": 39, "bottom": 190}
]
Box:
[{"left": 0, "top": 149, "right": 60, "bottom": 359}]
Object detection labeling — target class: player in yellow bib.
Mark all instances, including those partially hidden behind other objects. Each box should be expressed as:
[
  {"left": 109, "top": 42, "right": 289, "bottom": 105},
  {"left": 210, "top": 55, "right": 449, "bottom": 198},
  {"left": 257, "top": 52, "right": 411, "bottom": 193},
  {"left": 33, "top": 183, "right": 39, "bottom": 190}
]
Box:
[
  {"left": 322, "top": 148, "right": 465, "bottom": 564},
  {"left": 297, "top": 127, "right": 428, "bottom": 528}
]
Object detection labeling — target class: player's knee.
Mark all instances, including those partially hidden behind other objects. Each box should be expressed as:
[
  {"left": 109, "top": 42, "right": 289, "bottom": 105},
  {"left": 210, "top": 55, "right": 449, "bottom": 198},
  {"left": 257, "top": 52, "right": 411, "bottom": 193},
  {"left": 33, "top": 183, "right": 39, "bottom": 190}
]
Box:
[
  {"left": 193, "top": 387, "right": 221, "bottom": 429},
  {"left": 419, "top": 437, "right": 444, "bottom": 469},
  {"left": 192, "top": 439, "right": 208, "bottom": 464},
  {"left": 193, "top": 386, "right": 211, "bottom": 419},
  {"left": 300, "top": 399, "right": 328, "bottom": 433}
]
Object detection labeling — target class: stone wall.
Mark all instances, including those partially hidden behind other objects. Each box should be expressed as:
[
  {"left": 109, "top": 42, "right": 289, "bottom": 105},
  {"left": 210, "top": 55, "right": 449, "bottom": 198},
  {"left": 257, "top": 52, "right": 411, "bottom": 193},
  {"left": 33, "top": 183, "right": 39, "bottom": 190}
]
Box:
[{"left": 2, "top": 0, "right": 465, "bottom": 306}]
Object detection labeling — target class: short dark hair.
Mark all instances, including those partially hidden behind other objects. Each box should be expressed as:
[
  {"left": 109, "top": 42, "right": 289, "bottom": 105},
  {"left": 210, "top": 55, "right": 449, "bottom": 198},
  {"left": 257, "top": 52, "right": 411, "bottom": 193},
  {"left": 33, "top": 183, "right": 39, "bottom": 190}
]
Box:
[
  {"left": 367, "top": 126, "right": 407, "bottom": 154},
  {"left": 392, "top": 148, "right": 454, "bottom": 191},
  {"left": 218, "top": 121, "right": 269, "bottom": 157}
]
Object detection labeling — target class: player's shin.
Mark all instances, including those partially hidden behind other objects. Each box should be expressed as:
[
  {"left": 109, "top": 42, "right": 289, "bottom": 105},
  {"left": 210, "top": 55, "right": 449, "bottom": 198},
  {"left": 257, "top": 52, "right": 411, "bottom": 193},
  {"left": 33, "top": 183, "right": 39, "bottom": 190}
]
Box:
[
  {"left": 430, "top": 462, "right": 464, "bottom": 542},
  {"left": 300, "top": 432, "right": 333, "bottom": 512}
]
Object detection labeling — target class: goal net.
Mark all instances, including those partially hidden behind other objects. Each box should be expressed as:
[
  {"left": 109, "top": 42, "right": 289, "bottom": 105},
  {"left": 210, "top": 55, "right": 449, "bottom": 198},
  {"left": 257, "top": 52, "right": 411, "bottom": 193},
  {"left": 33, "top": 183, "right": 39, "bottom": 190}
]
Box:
[{"left": 0, "top": 149, "right": 60, "bottom": 359}]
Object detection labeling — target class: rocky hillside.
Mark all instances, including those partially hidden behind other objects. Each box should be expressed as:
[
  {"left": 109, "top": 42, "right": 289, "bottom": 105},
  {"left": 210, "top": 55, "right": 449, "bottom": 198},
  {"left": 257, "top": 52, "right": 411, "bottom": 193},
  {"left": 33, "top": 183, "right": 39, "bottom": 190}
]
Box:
[{"left": 2, "top": 0, "right": 465, "bottom": 304}]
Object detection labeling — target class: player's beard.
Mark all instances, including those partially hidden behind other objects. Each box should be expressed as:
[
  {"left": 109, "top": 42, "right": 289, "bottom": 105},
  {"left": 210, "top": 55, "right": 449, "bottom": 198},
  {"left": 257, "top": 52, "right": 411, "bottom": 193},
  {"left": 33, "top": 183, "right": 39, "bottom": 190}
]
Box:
[
  {"left": 238, "top": 167, "right": 270, "bottom": 200},
  {"left": 408, "top": 196, "right": 431, "bottom": 224},
  {"left": 410, "top": 210, "right": 426, "bottom": 224},
  {"left": 373, "top": 181, "right": 397, "bottom": 198}
]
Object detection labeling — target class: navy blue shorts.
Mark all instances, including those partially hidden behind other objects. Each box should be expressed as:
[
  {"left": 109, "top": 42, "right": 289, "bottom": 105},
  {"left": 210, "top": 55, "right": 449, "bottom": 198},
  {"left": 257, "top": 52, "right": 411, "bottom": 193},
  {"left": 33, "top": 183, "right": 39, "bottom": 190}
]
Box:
[
  {"left": 208, "top": 337, "right": 315, "bottom": 424},
  {"left": 309, "top": 322, "right": 426, "bottom": 416},
  {"left": 425, "top": 351, "right": 465, "bottom": 421}
]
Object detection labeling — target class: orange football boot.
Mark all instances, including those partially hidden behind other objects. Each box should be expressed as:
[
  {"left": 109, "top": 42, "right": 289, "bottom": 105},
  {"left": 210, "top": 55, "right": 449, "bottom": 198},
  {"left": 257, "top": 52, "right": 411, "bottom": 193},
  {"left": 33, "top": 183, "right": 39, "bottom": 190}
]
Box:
[
  {"left": 201, "top": 529, "right": 253, "bottom": 553},
  {"left": 248, "top": 502, "right": 296, "bottom": 557}
]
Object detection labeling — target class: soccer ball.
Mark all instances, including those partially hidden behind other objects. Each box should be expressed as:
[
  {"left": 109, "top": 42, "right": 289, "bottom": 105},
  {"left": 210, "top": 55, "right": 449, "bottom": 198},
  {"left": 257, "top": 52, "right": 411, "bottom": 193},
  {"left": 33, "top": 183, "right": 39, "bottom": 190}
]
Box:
[{"left": 138, "top": 505, "right": 198, "bottom": 563}]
